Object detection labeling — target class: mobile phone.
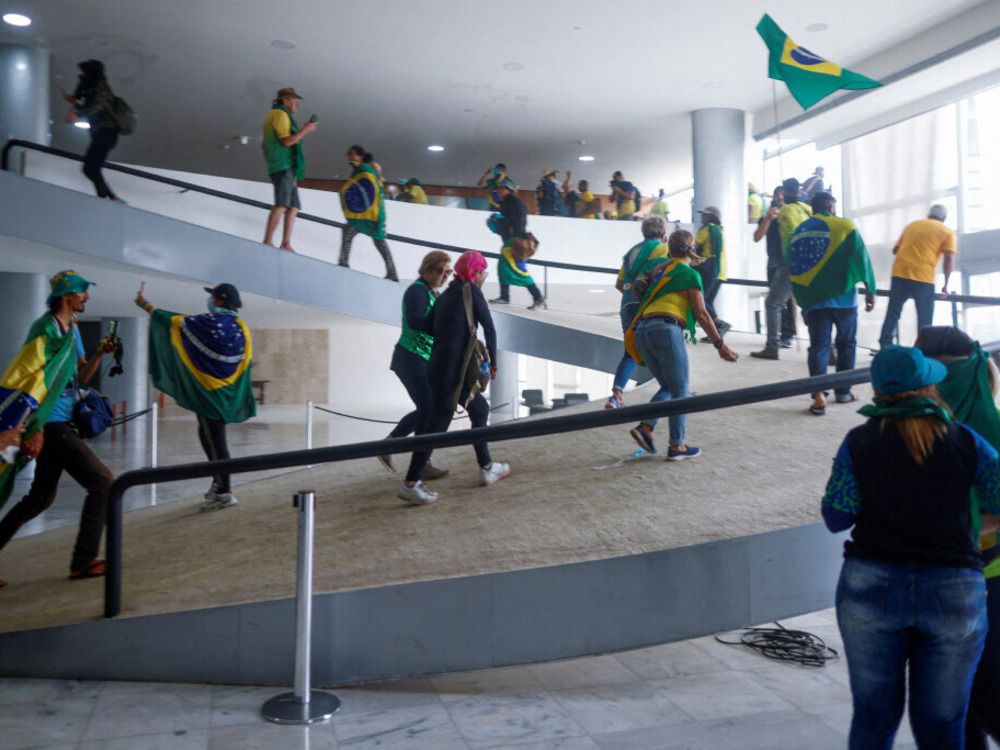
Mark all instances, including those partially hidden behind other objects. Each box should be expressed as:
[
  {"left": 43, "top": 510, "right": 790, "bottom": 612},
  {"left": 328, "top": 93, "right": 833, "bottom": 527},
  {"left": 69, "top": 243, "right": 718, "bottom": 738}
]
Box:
[
  {"left": 108, "top": 320, "right": 120, "bottom": 338},
  {"left": 308, "top": 114, "right": 318, "bottom": 124}
]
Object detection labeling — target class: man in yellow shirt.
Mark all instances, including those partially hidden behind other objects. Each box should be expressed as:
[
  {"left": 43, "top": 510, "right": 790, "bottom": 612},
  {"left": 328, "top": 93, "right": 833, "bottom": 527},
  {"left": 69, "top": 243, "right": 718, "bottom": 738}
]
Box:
[
  {"left": 400, "top": 178, "right": 428, "bottom": 205},
  {"left": 261, "top": 87, "right": 317, "bottom": 251},
  {"left": 878, "top": 204, "right": 956, "bottom": 349}
]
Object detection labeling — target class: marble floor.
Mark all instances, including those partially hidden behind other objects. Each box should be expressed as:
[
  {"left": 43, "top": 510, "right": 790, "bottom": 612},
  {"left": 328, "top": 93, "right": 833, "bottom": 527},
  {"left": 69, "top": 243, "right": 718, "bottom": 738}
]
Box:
[{"left": 4, "top": 608, "right": 996, "bottom": 750}]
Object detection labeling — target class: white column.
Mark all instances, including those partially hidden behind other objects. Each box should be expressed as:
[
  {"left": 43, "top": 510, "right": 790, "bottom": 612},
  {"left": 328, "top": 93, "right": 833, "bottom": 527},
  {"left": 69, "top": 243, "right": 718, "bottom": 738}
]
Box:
[
  {"left": 691, "top": 108, "right": 748, "bottom": 330},
  {"left": 98, "top": 316, "right": 149, "bottom": 413},
  {"left": 489, "top": 349, "right": 520, "bottom": 422},
  {"left": 0, "top": 43, "right": 50, "bottom": 153},
  {"left": 0, "top": 273, "right": 47, "bottom": 366}
]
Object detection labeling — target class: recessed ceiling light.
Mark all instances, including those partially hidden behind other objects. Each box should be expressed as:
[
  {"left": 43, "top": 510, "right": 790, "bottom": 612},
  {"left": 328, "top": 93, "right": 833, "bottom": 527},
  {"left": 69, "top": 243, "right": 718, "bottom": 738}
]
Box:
[
  {"left": 74, "top": 120, "right": 91, "bottom": 130},
  {"left": 15, "top": 61, "right": 27, "bottom": 70},
  {"left": 578, "top": 155, "right": 595, "bottom": 162},
  {"left": 806, "top": 22, "right": 828, "bottom": 32},
  {"left": 270, "top": 39, "right": 296, "bottom": 49},
  {"left": 427, "top": 145, "right": 445, "bottom": 152},
  {"left": 502, "top": 62, "right": 525, "bottom": 71},
  {"left": 2, "top": 12, "right": 31, "bottom": 26}
]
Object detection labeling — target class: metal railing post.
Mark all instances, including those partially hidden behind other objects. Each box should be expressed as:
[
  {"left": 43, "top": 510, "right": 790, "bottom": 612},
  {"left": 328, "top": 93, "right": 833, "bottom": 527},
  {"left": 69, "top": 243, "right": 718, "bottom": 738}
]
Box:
[
  {"left": 306, "top": 400, "right": 313, "bottom": 450},
  {"left": 261, "top": 491, "right": 340, "bottom": 725},
  {"left": 543, "top": 266, "right": 549, "bottom": 304},
  {"left": 150, "top": 402, "right": 158, "bottom": 506},
  {"left": 951, "top": 294, "right": 960, "bottom": 329}
]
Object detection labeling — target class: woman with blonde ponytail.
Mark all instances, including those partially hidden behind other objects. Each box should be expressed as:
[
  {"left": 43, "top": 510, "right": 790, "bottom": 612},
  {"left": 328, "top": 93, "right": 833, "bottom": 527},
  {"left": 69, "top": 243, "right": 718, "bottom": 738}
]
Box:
[{"left": 822, "top": 345, "right": 1000, "bottom": 749}]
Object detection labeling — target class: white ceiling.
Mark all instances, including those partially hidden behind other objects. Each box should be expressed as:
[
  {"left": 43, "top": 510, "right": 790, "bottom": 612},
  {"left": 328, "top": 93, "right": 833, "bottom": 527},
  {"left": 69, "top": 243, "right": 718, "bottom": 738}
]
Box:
[{"left": 0, "top": 0, "right": 991, "bottom": 195}]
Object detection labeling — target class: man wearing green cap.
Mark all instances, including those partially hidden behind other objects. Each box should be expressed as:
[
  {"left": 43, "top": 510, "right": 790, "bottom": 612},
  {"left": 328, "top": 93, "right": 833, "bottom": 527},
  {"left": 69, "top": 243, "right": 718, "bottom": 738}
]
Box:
[{"left": 0, "top": 270, "right": 116, "bottom": 587}]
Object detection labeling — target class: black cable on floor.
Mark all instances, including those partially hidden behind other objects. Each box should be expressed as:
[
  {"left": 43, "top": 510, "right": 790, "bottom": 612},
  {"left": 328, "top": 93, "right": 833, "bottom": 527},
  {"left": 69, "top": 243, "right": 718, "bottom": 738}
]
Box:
[
  {"left": 311, "top": 402, "right": 512, "bottom": 425},
  {"left": 714, "top": 621, "right": 839, "bottom": 668}
]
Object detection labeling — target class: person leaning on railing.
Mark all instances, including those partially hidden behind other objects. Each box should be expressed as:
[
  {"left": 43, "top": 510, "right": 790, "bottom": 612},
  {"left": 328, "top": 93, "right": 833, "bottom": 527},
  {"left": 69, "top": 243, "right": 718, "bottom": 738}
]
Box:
[
  {"left": 627, "top": 230, "right": 738, "bottom": 460},
  {"left": 821, "top": 345, "right": 1000, "bottom": 748}
]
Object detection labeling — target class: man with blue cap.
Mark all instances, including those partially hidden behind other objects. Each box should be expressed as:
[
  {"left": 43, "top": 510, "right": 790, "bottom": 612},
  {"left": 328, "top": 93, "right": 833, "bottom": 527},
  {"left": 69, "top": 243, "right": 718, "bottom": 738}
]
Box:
[{"left": 0, "top": 270, "right": 117, "bottom": 587}]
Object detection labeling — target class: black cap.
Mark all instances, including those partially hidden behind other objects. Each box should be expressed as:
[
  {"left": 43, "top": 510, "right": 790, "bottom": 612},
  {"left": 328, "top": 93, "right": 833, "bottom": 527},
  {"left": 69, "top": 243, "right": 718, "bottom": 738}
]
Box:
[
  {"left": 204, "top": 283, "right": 242, "bottom": 310},
  {"left": 782, "top": 177, "right": 800, "bottom": 192}
]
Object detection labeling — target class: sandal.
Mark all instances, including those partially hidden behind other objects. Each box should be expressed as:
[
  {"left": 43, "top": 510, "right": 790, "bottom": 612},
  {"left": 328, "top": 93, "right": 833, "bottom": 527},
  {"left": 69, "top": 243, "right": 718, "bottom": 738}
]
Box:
[
  {"left": 68, "top": 559, "right": 106, "bottom": 580},
  {"left": 835, "top": 393, "right": 859, "bottom": 404},
  {"left": 809, "top": 403, "right": 826, "bottom": 416}
]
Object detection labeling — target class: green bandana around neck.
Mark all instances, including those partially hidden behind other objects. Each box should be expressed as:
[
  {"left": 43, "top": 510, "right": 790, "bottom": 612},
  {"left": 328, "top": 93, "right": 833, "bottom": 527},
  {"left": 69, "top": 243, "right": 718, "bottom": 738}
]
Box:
[{"left": 858, "top": 396, "right": 953, "bottom": 425}]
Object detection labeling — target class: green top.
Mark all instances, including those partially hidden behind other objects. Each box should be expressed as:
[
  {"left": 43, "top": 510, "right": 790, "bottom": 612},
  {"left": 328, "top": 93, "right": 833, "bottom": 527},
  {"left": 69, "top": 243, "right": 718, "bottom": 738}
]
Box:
[
  {"left": 263, "top": 105, "right": 306, "bottom": 179},
  {"left": 397, "top": 280, "right": 437, "bottom": 361},
  {"left": 342, "top": 161, "right": 386, "bottom": 240}
]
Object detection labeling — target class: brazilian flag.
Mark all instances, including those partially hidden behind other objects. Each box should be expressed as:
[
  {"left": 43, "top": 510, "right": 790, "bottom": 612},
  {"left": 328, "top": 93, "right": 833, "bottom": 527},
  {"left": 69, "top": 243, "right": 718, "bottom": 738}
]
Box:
[
  {"left": 789, "top": 214, "right": 876, "bottom": 311},
  {"left": 148, "top": 309, "right": 255, "bottom": 424},
  {"left": 757, "top": 14, "right": 882, "bottom": 110},
  {"left": 0, "top": 314, "right": 79, "bottom": 509},
  {"left": 340, "top": 163, "right": 386, "bottom": 240}
]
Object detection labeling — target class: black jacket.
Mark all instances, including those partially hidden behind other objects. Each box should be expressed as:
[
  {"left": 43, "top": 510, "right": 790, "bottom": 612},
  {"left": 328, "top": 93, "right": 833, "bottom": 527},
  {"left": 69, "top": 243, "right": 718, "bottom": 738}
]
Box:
[
  {"left": 424, "top": 279, "right": 498, "bottom": 397},
  {"left": 498, "top": 194, "right": 528, "bottom": 240}
]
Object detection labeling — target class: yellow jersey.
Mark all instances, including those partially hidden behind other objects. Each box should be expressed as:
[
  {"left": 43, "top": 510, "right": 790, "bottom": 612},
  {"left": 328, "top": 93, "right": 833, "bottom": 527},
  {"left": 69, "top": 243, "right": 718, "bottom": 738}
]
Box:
[{"left": 891, "top": 219, "right": 957, "bottom": 284}]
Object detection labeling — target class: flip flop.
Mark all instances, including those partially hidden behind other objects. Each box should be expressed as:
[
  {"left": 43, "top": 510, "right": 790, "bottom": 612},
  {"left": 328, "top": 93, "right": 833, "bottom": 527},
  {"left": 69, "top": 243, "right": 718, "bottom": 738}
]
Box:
[
  {"left": 68, "top": 559, "right": 106, "bottom": 580},
  {"left": 809, "top": 404, "right": 826, "bottom": 416},
  {"left": 835, "top": 393, "right": 860, "bottom": 404}
]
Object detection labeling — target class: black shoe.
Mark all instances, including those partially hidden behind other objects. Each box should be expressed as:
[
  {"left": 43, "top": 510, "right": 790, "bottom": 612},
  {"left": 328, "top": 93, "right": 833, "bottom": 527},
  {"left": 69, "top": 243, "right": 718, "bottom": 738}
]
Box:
[
  {"left": 716, "top": 321, "right": 732, "bottom": 336},
  {"left": 750, "top": 347, "right": 779, "bottom": 360},
  {"left": 489, "top": 297, "right": 510, "bottom": 305}
]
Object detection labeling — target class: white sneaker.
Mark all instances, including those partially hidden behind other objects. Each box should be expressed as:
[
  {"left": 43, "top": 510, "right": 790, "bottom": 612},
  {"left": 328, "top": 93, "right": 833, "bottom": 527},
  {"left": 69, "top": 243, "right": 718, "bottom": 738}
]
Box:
[
  {"left": 398, "top": 481, "right": 438, "bottom": 506},
  {"left": 480, "top": 461, "right": 511, "bottom": 486},
  {"left": 200, "top": 492, "right": 238, "bottom": 513}
]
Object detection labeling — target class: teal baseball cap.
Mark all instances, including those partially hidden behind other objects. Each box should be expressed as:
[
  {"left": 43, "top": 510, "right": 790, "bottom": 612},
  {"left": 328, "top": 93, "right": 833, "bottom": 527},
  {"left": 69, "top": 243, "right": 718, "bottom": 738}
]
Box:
[
  {"left": 48, "top": 269, "right": 95, "bottom": 304},
  {"left": 870, "top": 345, "right": 947, "bottom": 395}
]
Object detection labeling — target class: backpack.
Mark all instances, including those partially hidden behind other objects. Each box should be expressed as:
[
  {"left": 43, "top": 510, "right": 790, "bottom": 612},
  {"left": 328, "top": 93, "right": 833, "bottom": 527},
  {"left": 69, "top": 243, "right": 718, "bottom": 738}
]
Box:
[
  {"left": 108, "top": 96, "right": 137, "bottom": 135},
  {"left": 452, "top": 284, "right": 490, "bottom": 410},
  {"left": 72, "top": 387, "right": 114, "bottom": 438}
]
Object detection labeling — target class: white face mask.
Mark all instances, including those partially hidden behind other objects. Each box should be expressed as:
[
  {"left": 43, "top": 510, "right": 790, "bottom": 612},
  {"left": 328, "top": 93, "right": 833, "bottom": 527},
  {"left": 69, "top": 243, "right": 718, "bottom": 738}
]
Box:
[{"left": 207, "top": 299, "right": 228, "bottom": 314}]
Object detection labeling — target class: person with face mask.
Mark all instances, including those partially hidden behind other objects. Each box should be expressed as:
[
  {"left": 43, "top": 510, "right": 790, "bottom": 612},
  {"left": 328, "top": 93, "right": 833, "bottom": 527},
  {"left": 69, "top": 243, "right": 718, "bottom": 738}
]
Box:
[
  {"left": 338, "top": 144, "right": 398, "bottom": 281},
  {"left": 136, "top": 282, "right": 256, "bottom": 512},
  {"left": 399, "top": 251, "right": 509, "bottom": 505}
]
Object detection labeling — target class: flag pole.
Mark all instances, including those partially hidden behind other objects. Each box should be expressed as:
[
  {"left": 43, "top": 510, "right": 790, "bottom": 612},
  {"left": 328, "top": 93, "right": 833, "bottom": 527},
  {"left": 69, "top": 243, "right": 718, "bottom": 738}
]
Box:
[{"left": 771, "top": 80, "right": 785, "bottom": 179}]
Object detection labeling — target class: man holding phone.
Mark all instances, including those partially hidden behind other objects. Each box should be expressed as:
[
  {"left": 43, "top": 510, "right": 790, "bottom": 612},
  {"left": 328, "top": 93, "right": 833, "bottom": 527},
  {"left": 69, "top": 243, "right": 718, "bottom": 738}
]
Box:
[
  {"left": 751, "top": 186, "right": 797, "bottom": 359},
  {"left": 0, "top": 270, "right": 116, "bottom": 587},
  {"left": 262, "top": 87, "right": 318, "bottom": 252}
]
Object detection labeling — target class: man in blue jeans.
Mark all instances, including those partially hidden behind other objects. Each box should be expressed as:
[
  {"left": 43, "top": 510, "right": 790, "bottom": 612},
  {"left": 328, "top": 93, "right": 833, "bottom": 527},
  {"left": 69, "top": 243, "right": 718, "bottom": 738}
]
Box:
[
  {"left": 878, "top": 204, "right": 956, "bottom": 349},
  {"left": 788, "top": 192, "right": 876, "bottom": 415}
]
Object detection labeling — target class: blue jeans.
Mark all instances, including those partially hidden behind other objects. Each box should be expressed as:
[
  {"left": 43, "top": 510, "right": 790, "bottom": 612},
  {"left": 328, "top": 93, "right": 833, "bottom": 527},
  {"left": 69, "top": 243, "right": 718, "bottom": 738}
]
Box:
[
  {"left": 613, "top": 291, "right": 640, "bottom": 391},
  {"left": 878, "top": 277, "right": 935, "bottom": 348},
  {"left": 634, "top": 317, "right": 689, "bottom": 445},
  {"left": 805, "top": 306, "right": 857, "bottom": 398},
  {"left": 966, "top": 573, "right": 1000, "bottom": 749},
  {"left": 837, "top": 557, "right": 987, "bottom": 750}
]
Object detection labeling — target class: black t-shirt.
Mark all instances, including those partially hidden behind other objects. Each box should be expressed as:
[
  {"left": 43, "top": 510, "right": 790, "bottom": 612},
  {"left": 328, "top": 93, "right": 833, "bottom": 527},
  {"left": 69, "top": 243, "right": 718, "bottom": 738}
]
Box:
[{"left": 759, "top": 216, "right": 783, "bottom": 266}]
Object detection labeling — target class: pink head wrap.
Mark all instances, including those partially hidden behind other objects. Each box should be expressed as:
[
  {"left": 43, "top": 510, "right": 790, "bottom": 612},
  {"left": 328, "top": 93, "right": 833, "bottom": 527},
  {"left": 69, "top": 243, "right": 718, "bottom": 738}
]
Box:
[{"left": 454, "top": 251, "right": 488, "bottom": 282}]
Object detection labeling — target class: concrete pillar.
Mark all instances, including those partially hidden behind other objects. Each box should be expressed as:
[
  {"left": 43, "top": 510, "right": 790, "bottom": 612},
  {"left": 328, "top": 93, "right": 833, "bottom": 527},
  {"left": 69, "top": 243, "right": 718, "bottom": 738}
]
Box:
[
  {"left": 99, "top": 316, "right": 149, "bottom": 415},
  {"left": 0, "top": 272, "right": 48, "bottom": 367},
  {"left": 488, "top": 349, "right": 520, "bottom": 422},
  {"left": 691, "top": 108, "right": 748, "bottom": 329},
  {"left": 0, "top": 43, "right": 51, "bottom": 162}
]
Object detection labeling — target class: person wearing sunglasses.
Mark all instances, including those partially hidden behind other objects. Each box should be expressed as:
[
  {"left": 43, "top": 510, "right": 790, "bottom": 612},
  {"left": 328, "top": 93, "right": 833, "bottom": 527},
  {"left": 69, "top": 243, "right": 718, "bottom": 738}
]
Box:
[{"left": 379, "top": 251, "right": 454, "bottom": 477}]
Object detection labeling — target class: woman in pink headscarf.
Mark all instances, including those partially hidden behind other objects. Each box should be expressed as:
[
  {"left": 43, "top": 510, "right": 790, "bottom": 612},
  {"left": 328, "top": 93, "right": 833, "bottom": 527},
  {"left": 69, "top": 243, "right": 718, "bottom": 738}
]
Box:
[{"left": 398, "top": 251, "right": 511, "bottom": 505}]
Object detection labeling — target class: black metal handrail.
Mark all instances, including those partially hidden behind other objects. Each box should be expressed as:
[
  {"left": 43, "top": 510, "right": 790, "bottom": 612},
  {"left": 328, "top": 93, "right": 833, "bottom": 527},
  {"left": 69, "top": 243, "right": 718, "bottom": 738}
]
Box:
[
  {"left": 104, "top": 366, "right": 873, "bottom": 618},
  {"left": 5, "top": 139, "right": 1000, "bottom": 307}
]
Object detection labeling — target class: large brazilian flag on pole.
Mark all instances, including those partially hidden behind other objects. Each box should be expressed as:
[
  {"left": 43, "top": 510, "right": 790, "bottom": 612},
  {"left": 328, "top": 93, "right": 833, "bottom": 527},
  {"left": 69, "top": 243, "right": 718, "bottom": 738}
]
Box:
[
  {"left": 0, "top": 314, "right": 78, "bottom": 509},
  {"left": 148, "top": 309, "right": 256, "bottom": 424},
  {"left": 757, "top": 14, "right": 882, "bottom": 110},
  {"left": 789, "top": 214, "right": 876, "bottom": 311}
]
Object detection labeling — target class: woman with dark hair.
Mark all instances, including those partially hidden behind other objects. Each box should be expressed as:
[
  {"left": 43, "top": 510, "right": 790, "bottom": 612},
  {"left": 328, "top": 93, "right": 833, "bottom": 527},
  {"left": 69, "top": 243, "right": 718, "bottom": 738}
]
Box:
[
  {"left": 822, "top": 345, "right": 1000, "bottom": 749},
  {"left": 398, "top": 251, "right": 509, "bottom": 505},
  {"left": 627, "top": 229, "right": 737, "bottom": 458},
  {"left": 914, "top": 327, "right": 1000, "bottom": 750},
  {"left": 338, "top": 144, "right": 398, "bottom": 280},
  {"left": 64, "top": 59, "right": 122, "bottom": 201},
  {"left": 378, "top": 250, "right": 452, "bottom": 479}
]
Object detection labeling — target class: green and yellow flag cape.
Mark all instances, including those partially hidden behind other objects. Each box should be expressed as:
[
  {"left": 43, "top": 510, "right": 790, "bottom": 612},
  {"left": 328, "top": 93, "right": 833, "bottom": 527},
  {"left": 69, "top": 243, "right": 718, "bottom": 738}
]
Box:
[
  {"left": 789, "top": 213, "right": 875, "bottom": 310},
  {"left": 340, "top": 162, "right": 386, "bottom": 240},
  {"left": 624, "top": 259, "right": 703, "bottom": 365},
  {"left": 148, "top": 309, "right": 256, "bottom": 424},
  {"left": 0, "top": 314, "right": 78, "bottom": 509},
  {"left": 757, "top": 14, "right": 882, "bottom": 110}
]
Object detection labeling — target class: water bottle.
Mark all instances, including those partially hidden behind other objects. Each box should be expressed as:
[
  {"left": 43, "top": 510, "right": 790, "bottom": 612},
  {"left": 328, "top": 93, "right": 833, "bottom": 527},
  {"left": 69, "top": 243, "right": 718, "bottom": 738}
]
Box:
[{"left": 480, "top": 360, "right": 491, "bottom": 377}]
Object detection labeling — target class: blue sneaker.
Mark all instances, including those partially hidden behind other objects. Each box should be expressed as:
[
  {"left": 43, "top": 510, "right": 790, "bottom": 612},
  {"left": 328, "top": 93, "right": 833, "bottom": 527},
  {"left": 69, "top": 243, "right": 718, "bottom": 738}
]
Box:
[
  {"left": 667, "top": 445, "right": 701, "bottom": 461},
  {"left": 629, "top": 425, "right": 656, "bottom": 454}
]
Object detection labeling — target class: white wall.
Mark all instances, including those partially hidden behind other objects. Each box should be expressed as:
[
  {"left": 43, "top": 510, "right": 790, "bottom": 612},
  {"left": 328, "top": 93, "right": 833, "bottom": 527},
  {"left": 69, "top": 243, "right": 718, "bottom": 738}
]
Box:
[{"left": 20, "top": 151, "right": 758, "bottom": 326}]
